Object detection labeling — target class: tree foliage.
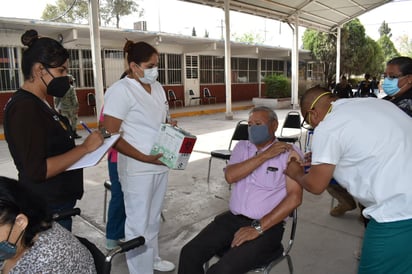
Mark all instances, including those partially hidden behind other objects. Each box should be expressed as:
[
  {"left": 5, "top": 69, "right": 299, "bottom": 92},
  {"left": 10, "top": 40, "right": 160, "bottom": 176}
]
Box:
[
  {"left": 397, "top": 35, "right": 412, "bottom": 57},
  {"left": 42, "top": 0, "right": 89, "bottom": 24},
  {"left": 42, "top": 0, "right": 143, "bottom": 28},
  {"left": 379, "top": 21, "right": 392, "bottom": 38},
  {"left": 232, "top": 32, "right": 264, "bottom": 44},
  {"left": 101, "top": 0, "right": 142, "bottom": 28},
  {"left": 303, "top": 18, "right": 385, "bottom": 85}
]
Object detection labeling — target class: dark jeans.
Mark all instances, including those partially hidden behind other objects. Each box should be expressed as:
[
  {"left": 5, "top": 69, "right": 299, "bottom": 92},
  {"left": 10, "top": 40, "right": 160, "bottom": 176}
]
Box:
[
  {"left": 50, "top": 200, "right": 77, "bottom": 231},
  {"left": 178, "top": 211, "right": 284, "bottom": 274},
  {"left": 106, "top": 160, "right": 126, "bottom": 240}
]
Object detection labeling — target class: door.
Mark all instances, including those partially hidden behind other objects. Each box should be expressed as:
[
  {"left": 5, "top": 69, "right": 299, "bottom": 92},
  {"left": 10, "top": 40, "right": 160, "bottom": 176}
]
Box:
[{"left": 184, "top": 55, "right": 200, "bottom": 106}]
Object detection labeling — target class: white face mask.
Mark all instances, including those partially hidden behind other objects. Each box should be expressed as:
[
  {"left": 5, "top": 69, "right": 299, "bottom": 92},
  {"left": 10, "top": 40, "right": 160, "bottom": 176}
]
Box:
[{"left": 139, "top": 67, "right": 158, "bottom": 84}]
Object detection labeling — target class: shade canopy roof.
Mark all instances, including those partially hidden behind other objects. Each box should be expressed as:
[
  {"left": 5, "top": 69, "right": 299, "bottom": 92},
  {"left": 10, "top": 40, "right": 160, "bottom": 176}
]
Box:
[{"left": 180, "top": 0, "right": 392, "bottom": 33}]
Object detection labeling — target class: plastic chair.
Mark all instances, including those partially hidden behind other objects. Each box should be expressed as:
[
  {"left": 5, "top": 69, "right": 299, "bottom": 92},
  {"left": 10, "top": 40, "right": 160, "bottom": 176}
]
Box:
[
  {"left": 189, "top": 89, "right": 202, "bottom": 106},
  {"left": 204, "top": 208, "right": 297, "bottom": 274},
  {"left": 279, "top": 111, "right": 302, "bottom": 149},
  {"left": 206, "top": 120, "right": 249, "bottom": 186},
  {"left": 167, "top": 89, "right": 183, "bottom": 108},
  {"left": 87, "top": 92, "right": 96, "bottom": 115},
  {"left": 203, "top": 87, "right": 216, "bottom": 104},
  {"left": 52, "top": 208, "right": 145, "bottom": 274}
]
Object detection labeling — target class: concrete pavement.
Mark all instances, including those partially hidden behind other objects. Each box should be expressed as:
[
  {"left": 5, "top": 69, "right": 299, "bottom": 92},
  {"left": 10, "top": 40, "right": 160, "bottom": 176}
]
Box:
[{"left": 0, "top": 103, "right": 364, "bottom": 274}]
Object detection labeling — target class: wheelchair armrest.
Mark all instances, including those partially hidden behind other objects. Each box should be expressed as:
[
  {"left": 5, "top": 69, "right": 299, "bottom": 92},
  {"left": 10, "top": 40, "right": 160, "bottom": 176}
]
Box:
[{"left": 52, "top": 208, "right": 81, "bottom": 221}]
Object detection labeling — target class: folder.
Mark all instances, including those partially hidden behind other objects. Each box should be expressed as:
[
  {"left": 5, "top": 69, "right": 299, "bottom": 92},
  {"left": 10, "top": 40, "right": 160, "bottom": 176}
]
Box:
[{"left": 67, "top": 133, "right": 120, "bottom": 170}]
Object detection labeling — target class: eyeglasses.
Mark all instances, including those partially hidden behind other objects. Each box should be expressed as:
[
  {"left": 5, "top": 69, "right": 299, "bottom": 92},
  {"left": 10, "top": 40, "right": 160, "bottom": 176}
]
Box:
[
  {"left": 385, "top": 74, "right": 409, "bottom": 80},
  {"left": 301, "top": 111, "right": 313, "bottom": 130},
  {"left": 300, "top": 91, "right": 332, "bottom": 130}
]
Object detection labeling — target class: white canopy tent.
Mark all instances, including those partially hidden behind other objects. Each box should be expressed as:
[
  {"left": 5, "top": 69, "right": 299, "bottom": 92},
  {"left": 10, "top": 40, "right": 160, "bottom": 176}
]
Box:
[
  {"left": 177, "top": 0, "right": 393, "bottom": 118},
  {"left": 88, "top": 0, "right": 393, "bottom": 119}
]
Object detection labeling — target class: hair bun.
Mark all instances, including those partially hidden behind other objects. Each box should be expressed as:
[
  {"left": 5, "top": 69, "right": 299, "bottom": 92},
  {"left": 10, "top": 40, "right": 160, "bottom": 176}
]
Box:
[
  {"left": 21, "top": 29, "right": 39, "bottom": 47},
  {"left": 123, "top": 39, "right": 134, "bottom": 53}
]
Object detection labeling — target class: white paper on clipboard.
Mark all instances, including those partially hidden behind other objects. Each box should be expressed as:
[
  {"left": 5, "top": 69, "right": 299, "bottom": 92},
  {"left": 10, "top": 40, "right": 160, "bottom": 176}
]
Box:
[{"left": 66, "top": 133, "right": 120, "bottom": 170}]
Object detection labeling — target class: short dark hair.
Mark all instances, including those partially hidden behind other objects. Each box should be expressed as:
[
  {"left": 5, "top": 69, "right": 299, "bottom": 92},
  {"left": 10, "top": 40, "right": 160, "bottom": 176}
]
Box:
[
  {"left": 20, "top": 29, "right": 69, "bottom": 80},
  {"left": 0, "top": 176, "right": 52, "bottom": 247},
  {"left": 387, "top": 56, "right": 412, "bottom": 76}
]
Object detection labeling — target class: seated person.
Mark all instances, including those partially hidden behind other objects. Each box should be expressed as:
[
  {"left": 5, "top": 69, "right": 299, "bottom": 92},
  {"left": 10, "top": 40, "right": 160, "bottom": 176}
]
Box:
[
  {"left": 178, "top": 106, "right": 303, "bottom": 274},
  {"left": 0, "top": 176, "right": 96, "bottom": 273}
]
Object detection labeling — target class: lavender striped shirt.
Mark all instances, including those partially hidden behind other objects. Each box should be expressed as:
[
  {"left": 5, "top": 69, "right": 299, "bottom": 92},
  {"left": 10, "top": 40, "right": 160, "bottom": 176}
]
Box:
[{"left": 228, "top": 140, "right": 301, "bottom": 220}]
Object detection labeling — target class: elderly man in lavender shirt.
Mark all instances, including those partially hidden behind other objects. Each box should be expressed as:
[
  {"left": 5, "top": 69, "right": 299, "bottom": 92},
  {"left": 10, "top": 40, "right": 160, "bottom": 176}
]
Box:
[{"left": 178, "top": 106, "right": 303, "bottom": 274}]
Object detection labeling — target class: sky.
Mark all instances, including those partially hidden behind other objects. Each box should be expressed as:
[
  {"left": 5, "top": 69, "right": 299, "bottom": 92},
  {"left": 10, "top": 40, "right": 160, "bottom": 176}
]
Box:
[{"left": 1, "top": 0, "right": 412, "bottom": 49}]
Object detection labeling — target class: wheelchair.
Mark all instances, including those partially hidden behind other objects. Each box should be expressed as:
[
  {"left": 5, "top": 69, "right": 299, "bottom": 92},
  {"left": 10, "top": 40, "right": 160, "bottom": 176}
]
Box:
[{"left": 53, "top": 208, "right": 145, "bottom": 274}]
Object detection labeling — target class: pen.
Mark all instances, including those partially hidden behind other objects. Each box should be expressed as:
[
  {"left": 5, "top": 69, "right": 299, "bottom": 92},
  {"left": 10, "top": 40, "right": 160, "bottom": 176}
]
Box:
[{"left": 80, "top": 121, "right": 92, "bottom": 133}]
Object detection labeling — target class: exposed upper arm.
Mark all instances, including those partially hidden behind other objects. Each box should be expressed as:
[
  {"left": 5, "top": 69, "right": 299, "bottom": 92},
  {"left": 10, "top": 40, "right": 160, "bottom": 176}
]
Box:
[{"left": 103, "top": 115, "right": 123, "bottom": 134}]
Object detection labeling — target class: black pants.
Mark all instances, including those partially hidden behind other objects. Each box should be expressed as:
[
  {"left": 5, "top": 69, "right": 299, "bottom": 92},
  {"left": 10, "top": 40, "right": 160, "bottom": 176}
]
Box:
[{"left": 178, "top": 210, "right": 284, "bottom": 274}]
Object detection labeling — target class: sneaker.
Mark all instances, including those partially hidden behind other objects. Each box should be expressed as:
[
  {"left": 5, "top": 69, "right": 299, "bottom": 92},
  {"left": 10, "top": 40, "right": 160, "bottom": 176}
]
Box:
[
  {"left": 105, "top": 239, "right": 119, "bottom": 250},
  {"left": 153, "top": 259, "right": 175, "bottom": 272},
  {"left": 329, "top": 203, "right": 356, "bottom": 217}
]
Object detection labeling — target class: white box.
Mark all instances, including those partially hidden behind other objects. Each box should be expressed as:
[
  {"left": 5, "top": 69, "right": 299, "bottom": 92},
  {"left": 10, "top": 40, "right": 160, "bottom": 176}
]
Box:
[{"left": 150, "top": 123, "right": 197, "bottom": 170}]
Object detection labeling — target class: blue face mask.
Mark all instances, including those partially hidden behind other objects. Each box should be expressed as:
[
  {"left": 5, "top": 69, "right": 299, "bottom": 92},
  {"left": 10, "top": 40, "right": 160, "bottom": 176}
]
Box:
[
  {"left": 382, "top": 77, "right": 400, "bottom": 96},
  {"left": 0, "top": 223, "right": 20, "bottom": 261},
  {"left": 248, "top": 124, "right": 272, "bottom": 145}
]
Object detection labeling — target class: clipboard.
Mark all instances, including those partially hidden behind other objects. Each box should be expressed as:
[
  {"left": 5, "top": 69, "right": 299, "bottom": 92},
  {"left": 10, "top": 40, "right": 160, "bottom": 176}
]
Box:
[{"left": 66, "top": 133, "right": 121, "bottom": 170}]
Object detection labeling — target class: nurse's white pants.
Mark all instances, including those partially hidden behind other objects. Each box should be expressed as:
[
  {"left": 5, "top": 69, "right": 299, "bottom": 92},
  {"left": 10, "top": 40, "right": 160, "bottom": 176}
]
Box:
[{"left": 120, "top": 172, "right": 168, "bottom": 274}]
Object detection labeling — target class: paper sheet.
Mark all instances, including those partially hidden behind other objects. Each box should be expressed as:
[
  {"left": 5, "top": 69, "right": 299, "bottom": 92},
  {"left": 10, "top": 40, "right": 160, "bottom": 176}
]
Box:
[{"left": 66, "top": 133, "right": 120, "bottom": 171}]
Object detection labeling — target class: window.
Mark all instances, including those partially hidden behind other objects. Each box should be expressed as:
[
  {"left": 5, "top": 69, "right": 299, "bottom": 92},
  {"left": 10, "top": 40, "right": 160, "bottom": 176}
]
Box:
[
  {"left": 0, "top": 47, "right": 20, "bottom": 92},
  {"left": 261, "top": 59, "right": 284, "bottom": 80},
  {"left": 158, "top": 53, "right": 182, "bottom": 85},
  {"left": 231, "top": 57, "right": 258, "bottom": 83},
  {"left": 67, "top": 49, "right": 95, "bottom": 88},
  {"left": 82, "top": 50, "right": 94, "bottom": 88},
  {"left": 200, "top": 55, "right": 224, "bottom": 84},
  {"left": 186, "top": 55, "right": 198, "bottom": 79}
]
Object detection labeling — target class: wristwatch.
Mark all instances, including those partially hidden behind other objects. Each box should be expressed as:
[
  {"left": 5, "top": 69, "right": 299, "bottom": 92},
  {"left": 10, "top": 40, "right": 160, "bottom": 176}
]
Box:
[{"left": 251, "top": 219, "right": 264, "bottom": 235}]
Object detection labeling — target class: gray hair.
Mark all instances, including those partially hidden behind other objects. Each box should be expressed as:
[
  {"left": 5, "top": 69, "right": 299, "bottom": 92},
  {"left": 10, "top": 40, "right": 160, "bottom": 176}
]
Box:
[{"left": 249, "top": 106, "right": 278, "bottom": 121}]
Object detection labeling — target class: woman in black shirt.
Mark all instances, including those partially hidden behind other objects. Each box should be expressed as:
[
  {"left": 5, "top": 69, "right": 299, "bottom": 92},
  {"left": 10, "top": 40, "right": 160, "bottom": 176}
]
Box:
[{"left": 4, "top": 29, "right": 103, "bottom": 231}]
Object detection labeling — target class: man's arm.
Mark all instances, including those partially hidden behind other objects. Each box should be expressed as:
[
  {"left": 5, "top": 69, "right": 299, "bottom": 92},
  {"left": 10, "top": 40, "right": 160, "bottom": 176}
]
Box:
[
  {"left": 285, "top": 159, "right": 335, "bottom": 194},
  {"left": 231, "top": 150, "right": 303, "bottom": 247},
  {"left": 225, "top": 141, "right": 292, "bottom": 184}
]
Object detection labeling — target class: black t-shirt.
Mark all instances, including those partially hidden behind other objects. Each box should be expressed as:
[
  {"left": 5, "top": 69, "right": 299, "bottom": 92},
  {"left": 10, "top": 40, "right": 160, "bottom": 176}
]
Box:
[{"left": 4, "top": 89, "right": 83, "bottom": 206}]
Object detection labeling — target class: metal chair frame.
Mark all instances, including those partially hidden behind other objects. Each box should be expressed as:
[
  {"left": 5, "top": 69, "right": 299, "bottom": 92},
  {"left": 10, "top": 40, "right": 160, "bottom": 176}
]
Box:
[
  {"left": 204, "top": 208, "right": 297, "bottom": 274},
  {"left": 206, "top": 120, "right": 249, "bottom": 187},
  {"left": 203, "top": 87, "right": 217, "bottom": 104},
  {"left": 167, "top": 89, "right": 183, "bottom": 108},
  {"left": 279, "top": 111, "right": 302, "bottom": 149},
  {"left": 189, "top": 89, "right": 202, "bottom": 106}
]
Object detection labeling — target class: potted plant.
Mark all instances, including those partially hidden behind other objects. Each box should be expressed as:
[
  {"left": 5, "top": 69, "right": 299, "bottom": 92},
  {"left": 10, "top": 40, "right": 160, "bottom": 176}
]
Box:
[{"left": 253, "top": 74, "right": 291, "bottom": 108}]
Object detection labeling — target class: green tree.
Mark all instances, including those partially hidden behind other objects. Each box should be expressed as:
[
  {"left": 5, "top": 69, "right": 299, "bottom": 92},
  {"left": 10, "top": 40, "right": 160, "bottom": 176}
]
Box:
[
  {"left": 232, "top": 32, "right": 264, "bottom": 44},
  {"left": 303, "top": 18, "right": 383, "bottom": 85},
  {"left": 302, "top": 29, "right": 336, "bottom": 86},
  {"left": 42, "top": 0, "right": 143, "bottom": 28},
  {"left": 101, "top": 0, "right": 142, "bottom": 28},
  {"left": 42, "top": 0, "right": 89, "bottom": 24},
  {"left": 379, "top": 21, "right": 392, "bottom": 38},
  {"left": 340, "top": 19, "right": 368, "bottom": 76},
  {"left": 192, "top": 27, "right": 197, "bottom": 37},
  {"left": 378, "top": 35, "right": 400, "bottom": 63},
  {"left": 397, "top": 35, "right": 412, "bottom": 57}
]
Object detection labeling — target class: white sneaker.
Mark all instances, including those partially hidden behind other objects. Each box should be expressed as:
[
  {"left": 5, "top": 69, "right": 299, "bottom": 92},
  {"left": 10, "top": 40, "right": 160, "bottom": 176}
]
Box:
[{"left": 153, "top": 259, "right": 175, "bottom": 272}]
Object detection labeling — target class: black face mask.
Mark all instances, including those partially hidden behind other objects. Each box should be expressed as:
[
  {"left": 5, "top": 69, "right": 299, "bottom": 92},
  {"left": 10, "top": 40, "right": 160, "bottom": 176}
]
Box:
[{"left": 41, "top": 68, "right": 71, "bottom": 98}]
